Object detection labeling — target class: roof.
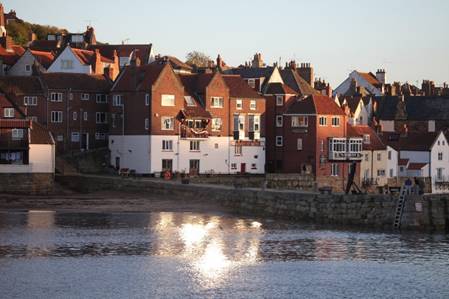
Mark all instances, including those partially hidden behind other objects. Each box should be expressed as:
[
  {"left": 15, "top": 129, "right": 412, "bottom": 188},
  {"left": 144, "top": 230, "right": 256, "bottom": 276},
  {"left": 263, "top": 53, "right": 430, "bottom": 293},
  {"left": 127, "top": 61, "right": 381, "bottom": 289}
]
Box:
[
  {"left": 179, "top": 107, "right": 212, "bottom": 119},
  {"left": 29, "top": 40, "right": 60, "bottom": 52},
  {"left": 343, "top": 96, "right": 362, "bottom": 114},
  {"left": 41, "top": 73, "right": 112, "bottom": 92},
  {"left": 0, "top": 119, "right": 29, "bottom": 128},
  {"left": 227, "top": 67, "right": 273, "bottom": 79},
  {"left": 347, "top": 125, "right": 386, "bottom": 151},
  {"left": 155, "top": 56, "right": 193, "bottom": 71},
  {"left": 408, "top": 162, "right": 428, "bottom": 170},
  {"left": 30, "top": 122, "right": 54, "bottom": 144},
  {"left": 375, "top": 96, "right": 449, "bottom": 121},
  {"left": 222, "top": 75, "right": 262, "bottom": 99},
  {"left": 0, "top": 76, "right": 44, "bottom": 95},
  {"left": 30, "top": 50, "right": 55, "bottom": 69},
  {"left": 89, "top": 44, "right": 152, "bottom": 64},
  {"left": 357, "top": 71, "right": 380, "bottom": 86},
  {"left": 0, "top": 45, "right": 24, "bottom": 65},
  {"left": 280, "top": 68, "right": 318, "bottom": 96},
  {"left": 265, "top": 82, "right": 297, "bottom": 95},
  {"left": 286, "top": 95, "right": 346, "bottom": 115},
  {"left": 398, "top": 159, "right": 409, "bottom": 166},
  {"left": 112, "top": 63, "right": 167, "bottom": 92},
  {"left": 380, "top": 131, "right": 439, "bottom": 151},
  {"left": 71, "top": 48, "right": 113, "bottom": 64}
]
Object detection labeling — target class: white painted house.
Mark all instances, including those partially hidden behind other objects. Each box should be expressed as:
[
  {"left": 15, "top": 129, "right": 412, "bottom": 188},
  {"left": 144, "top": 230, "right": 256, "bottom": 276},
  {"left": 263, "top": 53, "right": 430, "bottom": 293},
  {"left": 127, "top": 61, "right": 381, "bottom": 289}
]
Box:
[
  {"left": 334, "top": 70, "right": 385, "bottom": 97},
  {"left": 7, "top": 49, "right": 55, "bottom": 76}
]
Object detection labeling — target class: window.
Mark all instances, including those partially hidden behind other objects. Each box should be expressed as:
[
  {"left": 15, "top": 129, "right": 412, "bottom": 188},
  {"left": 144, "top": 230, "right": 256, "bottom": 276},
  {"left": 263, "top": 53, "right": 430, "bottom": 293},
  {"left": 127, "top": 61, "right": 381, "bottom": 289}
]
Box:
[
  {"left": 235, "top": 145, "right": 242, "bottom": 156},
  {"left": 214, "top": 143, "right": 218, "bottom": 149},
  {"left": 61, "top": 60, "right": 73, "bottom": 70},
  {"left": 184, "top": 96, "right": 195, "bottom": 107},
  {"left": 388, "top": 151, "right": 392, "bottom": 160},
  {"left": 50, "top": 92, "right": 63, "bottom": 102},
  {"left": 81, "top": 94, "right": 89, "bottom": 101},
  {"left": 162, "top": 140, "right": 173, "bottom": 151},
  {"left": 96, "top": 112, "right": 107, "bottom": 124},
  {"left": 236, "top": 99, "right": 243, "bottom": 110},
  {"left": 3, "top": 108, "right": 14, "bottom": 118},
  {"left": 276, "top": 115, "right": 283, "bottom": 127},
  {"left": 161, "top": 94, "right": 175, "bottom": 106},
  {"left": 389, "top": 169, "right": 394, "bottom": 177},
  {"left": 24, "top": 96, "right": 37, "bottom": 106},
  {"left": 365, "top": 153, "right": 369, "bottom": 161},
  {"left": 254, "top": 115, "right": 260, "bottom": 132},
  {"left": 331, "top": 163, "right": 340, "bottom": 176},
  {"left": 96, "top": 94, "right": 107, "bottom": 103},
  {"left": 112, "top": 95, "right": 123, "bottom": 106},
  {"left": 377, "top": 169, "right": 386, "bottom": 176},
  {"left": 161, "top": 117, "right": 174, "bottom": 130},
  {"left": 11, "top": 129, "right": 23, "bottom": 140},
  {"left": 319, "top": 116, "right": 327, "bottom": 126},
  {"left": 251, "top": 163, "right": 257, "bottom": 170},
  {"left": 400, "top": 166, "right": 405, "bottom": 172},
  {"left": 276, "top": 136, "right": 283, "bottom": 147},
  {"left": 145, "top": 118, "right": 149, "bottom": 130},
  {"left": 437, "top": 168, "right": 443, "bottom": 180},
  {"left": 190, "top": 140, "right": 200, "bottom": 151},
  {"left": 247, "top": 79, "right": 256, "bottom": 89},
  {"left": 276, "top": 95, "right": 283, "bottom": 106},
  {"left": 73, "top": 111, "right": 77, "bottom": 120},
  {"left": 51, "top": 111, "right": 63, "bottom": 123},
  {"left": 189, "top": 159, "right": 200, "bottom": 172},
  {"left": 71, "top": 132, "right": 80, "bottom": 143},
  {"left": 25, "top": 64, "right": 31, "bottom": 72},
  {"left": 250, "top": 100, "right": 256, "bottom": 110},
  {"left": 438, "top": 152, "right": 443, "bottom": 160},
  {"left": 363, "top": 134, "right": 370, "bottom": 144},
  {"left": 231, "top": 163, "right": 237, "bottom": 170},
  {"left": 211, "top": 118, "right": 222, "bottom": 131},
  {"left": 69, "top": 93, "right": 73, "bottom": 100},
  {"left": 95, "top": 133, "right": 107, "bottom": 140},
  {"left": 83, "top": 112, "right": 88, "bottom": 121},
  {"left": 238, "top": 115, "right": 245, "bottom": 131},
  {"left": 377, "top": 153, "right": 382, "bottom": 161},
  {"left": 293, "top": 138, "right": 302, "bottom": 151},
  {"left": 56, "top": 135, "right": 64, "bottom": 142},
  {"left": 332, "top": 117, "right": 340, "bottom": 127},
  {"left": 162, "top": 159, "right": 173, "bottom": 171},
  {"left": 145, "top": 94, "right": 150, "bottom": 106},
  {"left": 211, "top": 97, "right": 224, "bottom": 108},
  {"left": 291, "top": 116, "right": 308, "bottom": 127}
]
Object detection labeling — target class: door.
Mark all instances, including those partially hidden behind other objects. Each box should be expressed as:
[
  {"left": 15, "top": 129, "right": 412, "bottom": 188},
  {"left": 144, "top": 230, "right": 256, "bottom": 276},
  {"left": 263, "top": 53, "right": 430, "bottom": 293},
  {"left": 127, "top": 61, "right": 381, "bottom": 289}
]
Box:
[
  {"left": 81, "top": 133, "right": 89, "bottom": 151},
  {"left": 189, "top": 159, "right": 200, "bottom": 175},
  {"left": 240, "top": 163, "right": 246, "bottom": 174},
  {"left": 115, "top": 157, "right": 120, "bottom": 170}
]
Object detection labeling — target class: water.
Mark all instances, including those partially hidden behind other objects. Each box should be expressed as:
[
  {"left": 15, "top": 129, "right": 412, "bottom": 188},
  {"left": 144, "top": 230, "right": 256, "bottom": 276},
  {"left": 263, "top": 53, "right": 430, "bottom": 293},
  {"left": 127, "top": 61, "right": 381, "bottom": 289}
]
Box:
[{"left": 1, "top": 210, "right": 449, "bottom": 298}]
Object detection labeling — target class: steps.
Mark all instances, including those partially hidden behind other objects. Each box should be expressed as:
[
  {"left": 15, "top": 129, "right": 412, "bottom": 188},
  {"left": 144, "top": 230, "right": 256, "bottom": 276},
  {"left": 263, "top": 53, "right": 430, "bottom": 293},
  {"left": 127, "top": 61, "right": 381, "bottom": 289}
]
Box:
[{"left": 393, "top": 185, "right": 407, "bottom": 229}]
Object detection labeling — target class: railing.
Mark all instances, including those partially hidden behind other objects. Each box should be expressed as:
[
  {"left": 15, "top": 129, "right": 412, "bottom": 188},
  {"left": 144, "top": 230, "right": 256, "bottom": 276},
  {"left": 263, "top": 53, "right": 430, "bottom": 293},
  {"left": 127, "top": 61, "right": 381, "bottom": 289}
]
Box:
[
  {"left": 328, "top": 137, "right": 363, "bottom": 161},
  {"left": 180, "top": 127, "right": 209, "bottom": 139}
]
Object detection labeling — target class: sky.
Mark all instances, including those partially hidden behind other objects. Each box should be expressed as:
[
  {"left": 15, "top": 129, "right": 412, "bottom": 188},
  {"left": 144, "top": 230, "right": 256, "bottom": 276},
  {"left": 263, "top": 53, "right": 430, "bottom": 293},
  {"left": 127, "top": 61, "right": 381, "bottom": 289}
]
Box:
[{"left": 4, "top": 0, "right": 449, "bottom": 87}]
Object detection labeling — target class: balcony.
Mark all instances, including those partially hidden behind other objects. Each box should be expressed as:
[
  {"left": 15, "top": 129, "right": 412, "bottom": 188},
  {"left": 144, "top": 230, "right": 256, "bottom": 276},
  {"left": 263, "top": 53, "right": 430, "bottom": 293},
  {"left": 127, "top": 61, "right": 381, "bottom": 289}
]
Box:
[
  {"left": 180, "top": 126, "right": 209, "bottom": 139},
  {"left": 328, "top": 137, "right": 363, "bottom": 161}
]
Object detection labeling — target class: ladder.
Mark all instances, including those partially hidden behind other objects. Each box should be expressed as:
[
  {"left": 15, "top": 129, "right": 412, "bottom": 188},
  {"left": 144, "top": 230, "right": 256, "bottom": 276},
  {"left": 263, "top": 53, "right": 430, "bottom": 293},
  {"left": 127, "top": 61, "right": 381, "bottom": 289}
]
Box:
[{"left": 393, "top": 185, "right": 407, "bottom": 229}]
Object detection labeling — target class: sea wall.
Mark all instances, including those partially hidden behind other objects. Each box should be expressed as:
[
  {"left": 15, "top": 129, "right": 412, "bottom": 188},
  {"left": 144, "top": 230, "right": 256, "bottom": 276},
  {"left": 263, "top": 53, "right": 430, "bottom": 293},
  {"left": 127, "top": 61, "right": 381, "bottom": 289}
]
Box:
[
  {"left": 56, "top": 174, "right": 449, "bottom": 232},
  {"left": 0, "top": 173, "right": 54, "bottom": 195}
]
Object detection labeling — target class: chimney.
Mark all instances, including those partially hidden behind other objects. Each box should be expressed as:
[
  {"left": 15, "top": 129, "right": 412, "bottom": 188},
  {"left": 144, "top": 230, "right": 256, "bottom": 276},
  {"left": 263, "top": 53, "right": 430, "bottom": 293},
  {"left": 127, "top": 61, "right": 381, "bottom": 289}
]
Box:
[
  {"left": 289, "top": 60, "right": 296, "bottom": 70},
  {"left": 401, "top": 124, "right": 408, "bottom": 137},
  {"left": 130, "top": 50, "right": 141, "bottom": 67},
  {"left": 28, "top": 32, "right": 37, "bottom": 42},
  {"left": 298, "top": 63, "right": 314, "bottom": 87},
  {"left": 216, "top": 54, "right": 223, "bottom": 68},
  {"left": 104, "top": 66, "right": 117, "bottom": 81},
  {"left": 376, "top": 69, "right": 386, "bottom": 85},
  {"left": 0, "top": 35, "right": 13, "bottom": 50},
  {"left": 112, "top": 49, "right": 119, "bottom": 69},
  {"left": 325, "top": 83, "right": 332, "bottom": 97},
  {"left": 93, "top": 49, "right": 103, "bottom": 74},
  {"left": 0, "top": 4, "right": 5, "bottom": 34}
]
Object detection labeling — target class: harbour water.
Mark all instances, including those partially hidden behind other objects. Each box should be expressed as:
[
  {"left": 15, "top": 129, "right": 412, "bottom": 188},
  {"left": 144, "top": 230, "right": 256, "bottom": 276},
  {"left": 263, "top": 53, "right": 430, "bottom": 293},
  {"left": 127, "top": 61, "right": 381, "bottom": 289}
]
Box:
[{"left": 1, "top": 210, "right": 449, "bottom": 298}]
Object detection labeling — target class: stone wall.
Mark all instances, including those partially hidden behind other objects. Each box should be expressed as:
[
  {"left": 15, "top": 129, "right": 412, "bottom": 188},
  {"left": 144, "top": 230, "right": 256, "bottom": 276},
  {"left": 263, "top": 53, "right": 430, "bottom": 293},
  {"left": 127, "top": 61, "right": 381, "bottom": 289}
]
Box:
[
  {"left": 266, "top": 173, "right": 316, "bottom": 191},
  {"left": 56, "top": 174, "right": 449, "bottom": 232},
  {"left": 0, "top": 173, "right": 54, "bottom": 195}
]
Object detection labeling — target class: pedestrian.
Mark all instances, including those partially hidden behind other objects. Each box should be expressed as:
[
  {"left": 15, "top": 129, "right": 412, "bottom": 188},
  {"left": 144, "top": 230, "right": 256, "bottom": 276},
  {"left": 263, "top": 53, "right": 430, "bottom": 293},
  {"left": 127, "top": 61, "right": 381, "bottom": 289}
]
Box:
[
  {"left": 404, "top": 178, "right": 412, "bottom": 195},
  {"left": 413, "top": 177, "right": 420, "bottom": 195}
]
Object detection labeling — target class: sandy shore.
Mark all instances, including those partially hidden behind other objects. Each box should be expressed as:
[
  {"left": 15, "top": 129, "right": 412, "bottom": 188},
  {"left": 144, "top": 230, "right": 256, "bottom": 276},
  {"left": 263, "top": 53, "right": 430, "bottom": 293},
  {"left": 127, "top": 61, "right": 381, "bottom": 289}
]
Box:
[{"left": 0, "top": 190, "right": 233, "bottom": 214}]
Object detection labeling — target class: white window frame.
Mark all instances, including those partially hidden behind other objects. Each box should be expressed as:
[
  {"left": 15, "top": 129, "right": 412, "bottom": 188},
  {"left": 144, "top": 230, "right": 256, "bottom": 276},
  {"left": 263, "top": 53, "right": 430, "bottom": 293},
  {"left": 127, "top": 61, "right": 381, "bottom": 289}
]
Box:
[
  {"left": 211, "top": 97, "right": 224, "bottom": 108},
  {"left": 161, "top": 117, "right": 174, "bottom": 130},
  {"left": 162, "top": 140, "right": 173, "bottom": 151},
  {"left": 250, "top": 100, "right": 256, "bottom": 110},
  {"left": 190, "top": 140, "right": 200, "bottom": 151},
  {"left": 331, "top": 163, "right": 340, "bottom": 176},
  {"left": 319, "top": 116, "right": 327, "bottom": 126},
  {"left": 112, "top": 95, "right": 123, "bottom": 107},
  {"left": 11, "top": 129, "right": 24, "bottom": 140},
  {"left": 50, "top": 92, "right": 63, "bottom": 102},
  {"left": 184, "top": 96, "right": 196, "bottom": 107},
  {"left": 332, "top": 116, "right": 340, "bottom": 127},
  {"left": 236, "top": 99, "right": 243, "bottom": 110},
  {"left": 3, "top": 108, "right": 14, "bottom": 118},
  {"left": 81, "top": 93, "right": 90, "bottom": 101},
  {"left": 83, "top": 111, "right": 88, "bottom": 121},
  {"left": 161, "top": 94, "right": 175, "bottom": 106},
  {"left": 71, "top": 132, "right": 80, "bottom": 143},
  {"left": 276, "top": 136, "right": 283, "bottom": 147},
  {"left": 145, "top": 118, "right": 149, "bottom": 130},
  {"left": 96, "top": 94, "right": 107, "bottom": 103},
  {"left": 96, "top": 112, "right": 107, "bottom": 124},
  {"left": 276, "top": 115, "right": 283, "bottom": 127},
  {"left": 211, "top": 118, "right": 222, "bottom": 131},
  {"left": 276, "top": 95, "right": 283, "bottom": 106},
  {"left": 292, "top": 116, "right": 308, "bottom": 127},
  {"left": 24, "top": 96, "right": 37, "bottom": 106},
  {"left": 145, "top": 94, "right": 150, "bottom": 106},
  {"left": 247, "top": 79, "right": 256, "bottom": 89},
  {"left": 51, "top": 111, "right": 63, "bottom": 123},
  {"left": 73, "top": 111, "right": 77, "bottom": 121},
  {"left": 438, "top": 152, "right": 443, "bottom": 161},
  {"left": 297, "top": 138, "right": 303, "bottom": 150},
  {"left": 25, "top": 64, "right": 31, "bottom": 72}
]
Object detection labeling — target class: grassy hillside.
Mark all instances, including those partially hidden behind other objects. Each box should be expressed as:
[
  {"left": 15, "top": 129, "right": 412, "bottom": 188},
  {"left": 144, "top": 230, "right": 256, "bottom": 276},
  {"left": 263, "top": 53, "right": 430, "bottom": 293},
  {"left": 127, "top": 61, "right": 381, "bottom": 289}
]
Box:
[{"left": 6, "top": 20, "right": 67, "bottom": 46}]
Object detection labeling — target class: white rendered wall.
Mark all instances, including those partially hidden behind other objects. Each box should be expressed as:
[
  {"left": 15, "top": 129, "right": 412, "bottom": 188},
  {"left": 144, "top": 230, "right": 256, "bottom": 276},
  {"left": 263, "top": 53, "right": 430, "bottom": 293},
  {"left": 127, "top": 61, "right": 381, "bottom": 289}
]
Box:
[
  {"left": 0, "top": 144, "right": 55, "bottom": 173},
  {"left": 47, "top": 47, "right": 91, "bottom": 74},
  {"left": 430, "top": 132, "right": 449, "bottom": 193},
  {"left": 8, "top": 50, "right": 35, "bottom": 76},
  {"left": 109, "top": 135, "right": 151, "bottom": 173}
]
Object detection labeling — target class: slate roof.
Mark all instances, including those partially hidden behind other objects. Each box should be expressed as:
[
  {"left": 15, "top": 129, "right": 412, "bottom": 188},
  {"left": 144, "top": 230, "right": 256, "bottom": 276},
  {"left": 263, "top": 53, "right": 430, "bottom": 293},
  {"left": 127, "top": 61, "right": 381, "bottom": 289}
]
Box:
[
  {"left": 29, "top": 40, "right": 60, "bottom": 52},
  {"left": 264, "top": 82, "right": 297, "bottom": 95},
  {"left": 41, "top": 73, "right": 112, "bottom": 92},
  {"left": 285, "top": 95, "right": 346, "bottom": 115},
  {"left": 0, "top": 76, "right": 44, "bottom": 95},
  {"left": 375, "top": 96, "right": 449, "bottom": 120},
  {"left": 280, "top": 68, "right": 318, "bottom": 96},
  {"left": 380, "top": 131, "right": 439, "bottom": 151},
  {"left": 112, "top": 63, "right": 166, "bottom": 92},
  {"left": 227, "top": 67, "right": 273, "bottom": 79},
  {"left": 222, "top": 75, "right": 263, "bottom": 99}
]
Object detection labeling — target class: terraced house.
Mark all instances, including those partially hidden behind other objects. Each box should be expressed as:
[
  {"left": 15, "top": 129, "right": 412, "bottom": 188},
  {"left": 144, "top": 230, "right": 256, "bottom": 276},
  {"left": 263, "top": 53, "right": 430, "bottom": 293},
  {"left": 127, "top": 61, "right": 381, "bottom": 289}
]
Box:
[{"left": 109, "top": 58, "right": 265, "bottom": 175}]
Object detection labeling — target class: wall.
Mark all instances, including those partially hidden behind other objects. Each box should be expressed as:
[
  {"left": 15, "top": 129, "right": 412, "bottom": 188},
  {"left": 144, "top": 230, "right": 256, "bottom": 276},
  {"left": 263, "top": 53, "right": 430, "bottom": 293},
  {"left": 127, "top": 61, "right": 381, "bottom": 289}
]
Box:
[
  {"left": 56, "top": 174, "right": 449, "bottom": 232},
  {"left": 109, "top": 135, "right": 151, "bottom": 173},
  {"left": 0, "top": 173, "right": 54, "bottom": 194},
  {"left": 29, "top": 144, "right": 55, "bottom": 173},
  {"left": 7, "top": 50, "right": 34, "bottom": 76},
  {"left": 47, "top": 47, "right": 91, "bottom": 74},
  {"left": 430, "top": 132, "right": 449, "bottom": 193}
]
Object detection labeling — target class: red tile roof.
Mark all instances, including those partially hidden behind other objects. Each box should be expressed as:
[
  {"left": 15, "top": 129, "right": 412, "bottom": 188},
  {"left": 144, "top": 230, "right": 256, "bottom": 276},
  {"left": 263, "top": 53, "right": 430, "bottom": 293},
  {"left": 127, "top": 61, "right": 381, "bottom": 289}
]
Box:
[
  {"left": 30, "top": 121, "right": 54, "bottom": 144},
  {"left": 357, "top": 72, "right": 380, "bottom": 86},
  {"left": 398, "top": 159, "right": 409, "bottom": 166},
  {"left": 179, "top": 107, "right": 212, "bottom": 119},
  {"left": 112, "top": 63, "right": 167, "bottom": 92},
  {"left": 0, "top": 76, "right": 44, "bottom": 95},
  {"left": 89, "top": 44, "right": 152, "bottom": 64},
  {"left": 29, "top": 40, "right": 60, "bottom": 52},
  {"left": 222, "top": 75, "right": 263, "bottom": 99},
  {"left": 286, "top": 95, "right": 346, "bottom": 115},
  {"left": 71, "top": 48, "right": 113, "bottom": 64},
  {"left": 157, "top": 56, "right": 193, "bottom": 71},
  {"left": 0, "top": 119, "right": 29, "bottom": 128},
  {"left": 347, "top": 125, "right": 386, "bottom": 151},
  {"left": 31, "top": 50, "right": 55, "bottom": 69},
  {"left": 0, "top": 45, "right": 24, "bottom": 65},
  {"left": 408, "top": 162, "right": 428, "bottom": 170}
]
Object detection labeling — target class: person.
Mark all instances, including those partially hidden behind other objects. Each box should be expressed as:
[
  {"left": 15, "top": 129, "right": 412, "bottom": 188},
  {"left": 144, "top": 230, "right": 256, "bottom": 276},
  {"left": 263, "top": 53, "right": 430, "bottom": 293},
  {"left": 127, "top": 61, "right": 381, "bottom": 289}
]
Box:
[
  {"left": 417, "top": 178, "right": 425, "bottom": 195},
  {"left": 413, "top": 177, "right": 421, "bottom": 195},
  {"left": 404, "top": 178, "right": 412, "bottom": 195}
]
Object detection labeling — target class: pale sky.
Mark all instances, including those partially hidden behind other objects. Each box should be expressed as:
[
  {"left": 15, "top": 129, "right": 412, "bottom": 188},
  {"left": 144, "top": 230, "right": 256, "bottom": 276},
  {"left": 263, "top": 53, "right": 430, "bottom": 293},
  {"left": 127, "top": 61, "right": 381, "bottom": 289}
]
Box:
[{"left": 4, "top": 0, "right": 449, "bottom": 87}]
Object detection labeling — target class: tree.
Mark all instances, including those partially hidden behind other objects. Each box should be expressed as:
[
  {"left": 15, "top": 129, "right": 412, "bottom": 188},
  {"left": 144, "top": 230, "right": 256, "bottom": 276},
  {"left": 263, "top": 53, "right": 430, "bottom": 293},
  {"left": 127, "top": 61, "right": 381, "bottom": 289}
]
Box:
[
  {"left": 185, "top": 51, "right": 211, "bottom": 67},
  {"left": 6, "top": 20, "right": 66, "bottom": 46}
]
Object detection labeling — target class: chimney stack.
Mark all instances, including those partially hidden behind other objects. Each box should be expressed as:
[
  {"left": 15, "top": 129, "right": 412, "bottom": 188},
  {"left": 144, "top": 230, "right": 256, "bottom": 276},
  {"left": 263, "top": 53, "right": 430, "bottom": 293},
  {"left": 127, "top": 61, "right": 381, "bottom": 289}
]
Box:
[
  {"left": 93, "top": 49, "right": 103, "bottom": 74},
  {"left": 376, "top": 69, "right": 386, "bottom": 85},
  {"left": 298, "top": 63, "right": 314, "bottom": 87}
]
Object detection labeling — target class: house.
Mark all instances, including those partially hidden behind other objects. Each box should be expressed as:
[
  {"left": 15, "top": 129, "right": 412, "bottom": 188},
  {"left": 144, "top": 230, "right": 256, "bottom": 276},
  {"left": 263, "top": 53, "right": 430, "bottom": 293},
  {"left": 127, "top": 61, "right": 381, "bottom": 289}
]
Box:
[
  {"left": 89, "top": 43, "right": 155, "bottom": 68},
  {"left": 47, "top": 45, "right": 119, "bottom": 80},
  {"left": 381, "top": 131, "right": 449, "bottom": 193},
  {"left": 348, "top": 125, "right": 398, "bottom": 188},
  {"left": 279, "top": 94, "right": 363, "bottom": 191},
  {"left": 373, "top": 95, "right": 449, "bottom": 133},
  {"left": 334, "top": 69, "right": 386, "bottom": 97},
  {"left": 0, "top": 93, "right": 55, "bottom": 178},
  {"left": 340, "top": 96, "right": 370, "bottom": 126},
  {"left": 0, "top": 72, "right": 112, "bottom": 154},
  {"left": 29, "top": 26, "right": 97, "bottom": 51},
  {"left": 108, "top": 58, "right": 266, "bottom": 175},
  {"left": 0, "top": 36, "right": 25, "bottom": 75},
  {"left": 7, "top": 49, "right": 55, "bottom": 76}
]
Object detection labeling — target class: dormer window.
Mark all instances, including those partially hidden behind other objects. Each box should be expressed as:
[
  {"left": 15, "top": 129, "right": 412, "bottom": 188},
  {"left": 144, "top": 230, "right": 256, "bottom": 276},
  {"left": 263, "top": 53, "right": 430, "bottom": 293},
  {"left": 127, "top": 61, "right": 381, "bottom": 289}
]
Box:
[
  {"left": 247, "top": 79, "right": 256, "bottom": 89},
  {"left": 276, "top": 95, "right": 283, "bottom": 106},
  {"left": 184, "top": 96, "right": 196, "bottom": 107},
  {"left": 363, "top": 134, "right": 370, "bottom": 144},
  {"left": 61, "top": 60, "right": 73, "bottom": 70}
]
